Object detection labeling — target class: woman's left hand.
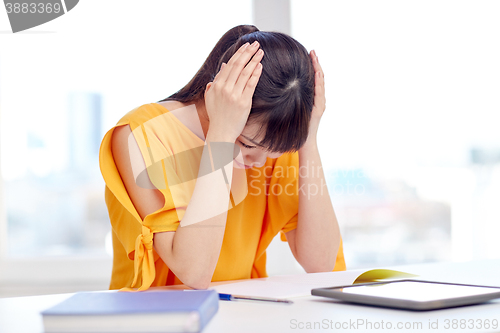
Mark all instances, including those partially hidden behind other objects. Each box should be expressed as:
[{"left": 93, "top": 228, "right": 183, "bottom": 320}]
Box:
[{"left": 308, "top": 49, "right": 326, "bottom": 134}]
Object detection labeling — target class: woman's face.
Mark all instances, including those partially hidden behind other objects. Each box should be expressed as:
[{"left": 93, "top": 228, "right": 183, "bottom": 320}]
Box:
[{"left": 233, "top": 121, "right": 283, "bottom": 169}]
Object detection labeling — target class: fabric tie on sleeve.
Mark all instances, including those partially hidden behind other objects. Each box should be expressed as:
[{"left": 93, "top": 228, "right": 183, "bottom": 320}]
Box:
[{"left": 120, "top": 225, "right": 155, "bottom": 292}]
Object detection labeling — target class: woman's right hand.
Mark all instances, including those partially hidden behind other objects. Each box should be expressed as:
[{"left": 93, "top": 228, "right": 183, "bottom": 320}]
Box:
[{"left": 204, "top": 40, "right": 264, "bottom": 142}]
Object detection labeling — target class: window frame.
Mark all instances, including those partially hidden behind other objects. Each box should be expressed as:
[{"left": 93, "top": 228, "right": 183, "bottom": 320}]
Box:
[{"left": 0, "top": 0, "right": 285, "bottom": 297}]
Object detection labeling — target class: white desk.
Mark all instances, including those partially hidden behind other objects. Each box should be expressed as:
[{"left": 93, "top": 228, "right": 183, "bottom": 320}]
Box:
[{"left": 1, "top": 259, "right": 499, "bottom": 333}]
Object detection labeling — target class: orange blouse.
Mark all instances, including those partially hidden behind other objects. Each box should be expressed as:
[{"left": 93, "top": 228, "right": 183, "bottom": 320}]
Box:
[{"left": 99, "top": 103, "right": 346, "bottom": 291}]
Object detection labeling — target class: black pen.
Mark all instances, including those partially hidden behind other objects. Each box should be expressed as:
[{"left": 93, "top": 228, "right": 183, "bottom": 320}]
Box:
[{"left": 219, "top": 293, "right": 293, "bottom": 304}]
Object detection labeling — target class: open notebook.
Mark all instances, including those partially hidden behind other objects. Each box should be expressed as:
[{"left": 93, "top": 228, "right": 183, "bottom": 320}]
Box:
[{"left": 211, "top": 269, "right": 418, "bottom": 299}]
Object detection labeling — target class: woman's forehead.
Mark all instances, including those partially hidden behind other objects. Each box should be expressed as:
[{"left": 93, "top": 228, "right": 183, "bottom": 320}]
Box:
[{"left": 240, "top": 122, "right": 265, "bottom": 144}]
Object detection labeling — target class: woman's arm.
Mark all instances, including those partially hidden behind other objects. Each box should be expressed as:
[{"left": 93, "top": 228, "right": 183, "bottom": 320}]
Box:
[
  {"left": 112, "top": 41, "right": 264, "bottom": 290},
  {"left": 153, "top": 130, "right": 236, "bottom": 289},
  {"left": 285, "top": 50, "right": 341, "bottom": 272}
]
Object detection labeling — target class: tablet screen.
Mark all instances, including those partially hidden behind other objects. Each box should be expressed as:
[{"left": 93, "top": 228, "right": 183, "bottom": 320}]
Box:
[{"left": 340, "top": 281, "right": 500, "bottom": 302}]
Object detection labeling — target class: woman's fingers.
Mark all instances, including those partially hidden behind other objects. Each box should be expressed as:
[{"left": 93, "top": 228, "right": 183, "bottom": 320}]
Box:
[
  {"left": 233, "top": 49, "right": 264, "bottom": 96},
  {"left": 203, "top": 41, "right": 263, "bottom": 142},
  {"left": 241, "top": 62, "right": 263, "bottom": 102},
  {"left": 213, "top": 62, "right": 226, "bottom": 84},
  {"left": 225, "top": 41, "right": 261, "bottom": 88},
  {"left": 310, "top": 50, "right": 326, "bottom": 118},
  {"left": 216, "top": 43, "right": 249, "bottom": 84},
  {"left": 310, "top": 50, "right": 325, "bottom": 94},
  {"left": 311, "top": 50, "right": 324, "bottom": 79}
]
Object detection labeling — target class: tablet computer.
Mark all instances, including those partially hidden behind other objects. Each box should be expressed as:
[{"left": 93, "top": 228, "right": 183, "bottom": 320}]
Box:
[{"left": 311, "top": 279, "right": 500, "bottom": 311}]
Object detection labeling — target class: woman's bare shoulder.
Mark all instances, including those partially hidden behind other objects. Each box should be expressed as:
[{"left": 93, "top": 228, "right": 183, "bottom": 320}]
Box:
[
  {"left": 110, "top": 123, "right": 164, "bottom": 220},
  {"left": 156, "top": 100, "right": 205, "bottom": 140},
  {"left": 157, "top": 100, "right": 189, "bottom": 112},
  {"left": 110, "top": 125, "right": 133, "bottom": 178}
]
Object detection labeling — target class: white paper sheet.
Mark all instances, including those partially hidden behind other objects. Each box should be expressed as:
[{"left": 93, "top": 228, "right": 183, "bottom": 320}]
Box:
[
  {"left": 211, "top": 269, "right": 417, "bottom": 298},
  {"left": 211, "top": 269, "right": 365, "bottom": 298}
]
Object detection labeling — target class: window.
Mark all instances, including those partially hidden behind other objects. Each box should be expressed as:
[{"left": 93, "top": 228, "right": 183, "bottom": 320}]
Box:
[
  {"left": 0, "top": 0, "right": 252, "bottom": 296},
  {"left": 291, "top": 0, "right": 500, "bottom": 268}
]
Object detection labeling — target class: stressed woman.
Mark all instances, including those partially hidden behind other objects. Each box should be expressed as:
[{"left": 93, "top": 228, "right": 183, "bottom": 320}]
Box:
[{"left": 99, "top": 24, "right": 346, "bottom": 291}]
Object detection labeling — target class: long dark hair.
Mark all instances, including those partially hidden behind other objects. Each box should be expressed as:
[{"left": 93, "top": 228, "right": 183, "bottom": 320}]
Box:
[{"left": 158, "top": 24, "right": 315, "bottom": 153}]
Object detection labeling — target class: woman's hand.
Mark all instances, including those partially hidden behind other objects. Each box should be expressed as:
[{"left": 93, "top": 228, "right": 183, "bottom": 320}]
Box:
[
  {"left": 300, "top": 50, "right": 325, "bottom": 148},
  {"left": 309, "top": 49, "right": 326, "bottom": 132},
  {"left": 204, "top": 41, "right": 264, "bottom": 142}
]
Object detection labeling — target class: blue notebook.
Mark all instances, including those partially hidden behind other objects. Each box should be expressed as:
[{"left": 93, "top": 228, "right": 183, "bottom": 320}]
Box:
[{"left": 41, "top": 290, "right": 219, "bottom": 333}]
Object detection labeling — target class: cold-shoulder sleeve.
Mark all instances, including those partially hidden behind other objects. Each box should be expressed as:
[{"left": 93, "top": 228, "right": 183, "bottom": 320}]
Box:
[
  {"left": 99, "top": 107, "right": 199, "bottom": 291},
  {"left": 264, "top": 153, "right": 300, "bottom": 241},
  {"left": 100, "top": 118, "right": 144, "bottom": 259},
  {"left": 267, "top": 152, "right": 346, "bottom": 271}
]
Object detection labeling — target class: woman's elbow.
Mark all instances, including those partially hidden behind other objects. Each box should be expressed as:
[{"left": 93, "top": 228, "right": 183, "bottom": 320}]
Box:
[
  {"left": 304, "top": 263, "right": 336, "bottom": 273},
  {"left": 182, "top": 275, "right": 212, "bottom": 290},
  {"left": 301, "top": 255, "right": 337, "bottom": 273},
  {"left": 174, "top": 265, "right": 213, "bottom": 290}
]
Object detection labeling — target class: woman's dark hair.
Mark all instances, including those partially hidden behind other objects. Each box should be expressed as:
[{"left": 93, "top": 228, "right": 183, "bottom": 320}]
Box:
[{"left": 158, "top": 24, "right": 315, "bottom": 153}]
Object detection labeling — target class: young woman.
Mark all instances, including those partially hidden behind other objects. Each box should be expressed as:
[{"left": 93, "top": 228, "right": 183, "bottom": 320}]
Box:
[{"left": 99, "top": 25, "right": 346, "bottom": 291}]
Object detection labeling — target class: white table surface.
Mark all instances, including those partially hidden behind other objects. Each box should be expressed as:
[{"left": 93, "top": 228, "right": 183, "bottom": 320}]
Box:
[{"left": 1, "top": 259, "right": 500, "bottom": 333}]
